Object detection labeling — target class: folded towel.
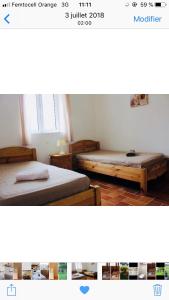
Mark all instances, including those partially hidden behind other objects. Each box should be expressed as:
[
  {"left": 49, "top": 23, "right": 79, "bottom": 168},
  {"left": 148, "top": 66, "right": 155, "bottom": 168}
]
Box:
[{"left": 16, "top": 168, "right": 49, "bottom": 182}]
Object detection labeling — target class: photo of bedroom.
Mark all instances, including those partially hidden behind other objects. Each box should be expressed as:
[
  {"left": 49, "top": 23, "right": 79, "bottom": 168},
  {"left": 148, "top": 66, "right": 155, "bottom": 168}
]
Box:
[
  {"left": 0, "top": 94, "right": 169, "bottom": 206},
  {"left": 72, "top": 263, "right": 97, "bottom": 280}
]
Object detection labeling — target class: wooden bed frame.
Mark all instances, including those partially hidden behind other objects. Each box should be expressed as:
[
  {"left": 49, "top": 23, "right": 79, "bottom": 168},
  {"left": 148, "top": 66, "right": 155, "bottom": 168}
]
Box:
[
  {"left": 0, "top": 146, "right": 37, "bottom": 163},
  {"left": 69, "top": 140, "right": 168, "bottom": 193},
  {"left": 0, "top": 146, "right": 101, "bottom": 206}
]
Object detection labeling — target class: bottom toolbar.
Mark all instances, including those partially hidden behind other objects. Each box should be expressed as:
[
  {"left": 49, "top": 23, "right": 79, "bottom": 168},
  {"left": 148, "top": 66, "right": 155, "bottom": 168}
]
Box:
[
  {"left": 0, "top": 280, "right": 167, "bottom": 300},
  {"left": 1, "top": 263, "right": 169, "bottom": 299}
]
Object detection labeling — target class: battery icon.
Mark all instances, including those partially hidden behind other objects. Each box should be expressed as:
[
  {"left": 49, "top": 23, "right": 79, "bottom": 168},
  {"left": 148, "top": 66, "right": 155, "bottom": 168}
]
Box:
[{"left": 155, "top": 2, "right": 167, "bottom": 6}]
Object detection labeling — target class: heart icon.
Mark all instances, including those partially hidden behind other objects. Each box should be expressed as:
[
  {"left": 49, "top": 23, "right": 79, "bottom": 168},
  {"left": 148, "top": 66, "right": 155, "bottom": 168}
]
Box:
[{"left": 80, "top": 286, "right": 90, "bottom": 295}]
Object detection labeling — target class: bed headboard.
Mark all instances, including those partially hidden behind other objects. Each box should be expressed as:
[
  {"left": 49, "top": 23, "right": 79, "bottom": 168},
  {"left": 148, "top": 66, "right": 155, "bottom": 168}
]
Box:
[
  {"left": 69, "top": 140, "right": 100, "bottom": 154},
  {"left": 0, "top": 147, "right": 37, "bottom": 164}
]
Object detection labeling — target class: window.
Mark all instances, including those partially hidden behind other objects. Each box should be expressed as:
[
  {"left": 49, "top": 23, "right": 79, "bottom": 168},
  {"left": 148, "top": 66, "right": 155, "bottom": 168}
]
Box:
[
  {"left": 20, "top": 94, "right": 71, "bottom": 145},
  {"left": 75, "top": 263, "right": 82, "bottom": 272},
  {"left": 24, "top": 94, "right": 60, "bottom": 133}
]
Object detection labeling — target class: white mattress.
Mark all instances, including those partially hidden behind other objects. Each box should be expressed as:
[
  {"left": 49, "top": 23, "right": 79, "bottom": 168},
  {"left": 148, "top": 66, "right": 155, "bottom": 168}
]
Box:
[
  {"left": 77, "top": 150, "right": 165, "bottom": 168},
  {"left": 0, "top": 161, "right": 90, "bottom": 206}
]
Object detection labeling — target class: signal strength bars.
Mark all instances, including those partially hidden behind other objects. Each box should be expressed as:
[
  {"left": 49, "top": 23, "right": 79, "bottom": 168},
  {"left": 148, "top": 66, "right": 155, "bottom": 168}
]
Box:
[{"left": 2, "top": 2, "right": 10, "bottom": 7}]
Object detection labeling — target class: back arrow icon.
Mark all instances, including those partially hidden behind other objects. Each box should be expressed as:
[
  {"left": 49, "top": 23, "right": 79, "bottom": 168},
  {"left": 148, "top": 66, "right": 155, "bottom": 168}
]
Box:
[{"left": 4, "top": 14, "right": 10, "bottom": 24}]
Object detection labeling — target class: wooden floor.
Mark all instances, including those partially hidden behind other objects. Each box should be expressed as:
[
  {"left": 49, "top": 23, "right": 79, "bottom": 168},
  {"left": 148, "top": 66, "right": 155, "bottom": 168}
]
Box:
[{"left": 86, "top": 170, "right": 169, "bottom": 206}]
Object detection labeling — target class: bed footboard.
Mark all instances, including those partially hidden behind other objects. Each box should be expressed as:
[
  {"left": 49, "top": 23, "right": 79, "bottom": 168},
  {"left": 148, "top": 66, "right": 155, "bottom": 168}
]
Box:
[
  {"left": 46, "top": 185, "right": 101, "bottom": 206},
  {"left": 78, "top": 159, "right": 149, "bottom": 193}
]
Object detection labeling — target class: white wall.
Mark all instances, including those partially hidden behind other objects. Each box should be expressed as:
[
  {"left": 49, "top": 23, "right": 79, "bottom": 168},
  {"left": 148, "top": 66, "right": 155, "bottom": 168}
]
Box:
[
  {"left": 0, "top": 95, "right": 21, "bottom": 147},
  {"left": 72, "top": 263, "right": 97, "bottom": 272},
  {"left": 31, "top": 132, "right": 64, "bottom": 163},
  {"left": 82, "top": 263, "right": 97, "bottom": 272},
  {"left": 94, "top": 95, "right": 169, "bottom": 156},
  {"left": 70, "top": 94, "right": 96, "bottom": 141}
]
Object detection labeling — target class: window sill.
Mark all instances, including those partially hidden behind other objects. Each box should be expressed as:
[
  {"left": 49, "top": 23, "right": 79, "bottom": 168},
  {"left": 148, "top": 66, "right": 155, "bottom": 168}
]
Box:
[{"left": 31, "top": 131, "right": 60, "bottom": 135}]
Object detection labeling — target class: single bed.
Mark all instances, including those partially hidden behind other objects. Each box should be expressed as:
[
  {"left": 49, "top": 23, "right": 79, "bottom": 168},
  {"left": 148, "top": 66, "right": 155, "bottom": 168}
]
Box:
[
  {"left": 0, "top": 147, "right": 101, "bottom": 206},
  {"left": 69, "top": 140, "right": 168, "bottom": 193}
]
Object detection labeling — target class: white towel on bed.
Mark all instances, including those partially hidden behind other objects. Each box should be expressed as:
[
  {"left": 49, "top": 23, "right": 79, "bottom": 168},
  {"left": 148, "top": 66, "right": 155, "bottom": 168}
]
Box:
[{"left": 16, "top": 168, "right": 49, "bottom": 182}]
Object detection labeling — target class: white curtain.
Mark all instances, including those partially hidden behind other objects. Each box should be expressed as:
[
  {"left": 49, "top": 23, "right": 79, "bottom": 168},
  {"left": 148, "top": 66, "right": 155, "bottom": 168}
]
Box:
[
  {"left": 19, "top": 95, "right": 32, "bottom": 146},
  {"left": 57, "top": 94, "right": 73, "bottom": 143},
  {"left": 75, "top": 263, "right": 82, "bottom": 272}
]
